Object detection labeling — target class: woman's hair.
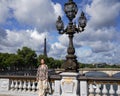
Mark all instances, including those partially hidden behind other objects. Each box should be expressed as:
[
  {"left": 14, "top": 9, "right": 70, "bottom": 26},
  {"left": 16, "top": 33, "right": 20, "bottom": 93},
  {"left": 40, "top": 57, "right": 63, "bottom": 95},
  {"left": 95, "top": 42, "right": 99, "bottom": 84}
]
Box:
[
  {"left": 40, "top": 58, "right": 45, "bottom": 64},
  {"left": 40, "top": 58, "right": 45, "bottom": 61}
]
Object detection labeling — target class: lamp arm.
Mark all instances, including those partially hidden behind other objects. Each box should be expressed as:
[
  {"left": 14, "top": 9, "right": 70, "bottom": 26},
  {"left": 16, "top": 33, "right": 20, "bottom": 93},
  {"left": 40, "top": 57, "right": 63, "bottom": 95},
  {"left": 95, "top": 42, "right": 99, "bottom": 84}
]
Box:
[
  {"left": 75, "top": 27, "right": 84, "bottom": 33},
  {"left": 59, "top": 30, "right": 66, "bottom": 34}
]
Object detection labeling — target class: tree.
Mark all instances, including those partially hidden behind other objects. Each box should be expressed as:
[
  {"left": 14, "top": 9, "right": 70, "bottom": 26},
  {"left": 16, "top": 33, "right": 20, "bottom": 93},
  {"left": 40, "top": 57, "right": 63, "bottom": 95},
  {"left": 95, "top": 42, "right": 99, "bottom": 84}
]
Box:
[
  {"left": 5, "top": 54, "right": 24, "bottom": 70},
  {"left": 0, "top": 53, "right": 10, "bottom": 70},
  {"left": 47, "top": 57, "right": 55, "bottom": 68},
  {"left": 17, "top": 47, "right": 37, "bottom": 69},
  {"left": 79, "top": 63, "right": 86, "bottom": 68},
  {"left": 38, "top": 55, "right": 63, "bottom": 68}
]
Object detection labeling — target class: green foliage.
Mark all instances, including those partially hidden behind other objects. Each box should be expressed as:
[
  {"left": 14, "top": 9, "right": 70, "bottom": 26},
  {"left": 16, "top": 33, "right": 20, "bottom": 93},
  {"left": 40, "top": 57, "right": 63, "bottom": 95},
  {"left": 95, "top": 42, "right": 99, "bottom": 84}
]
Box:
[
  {"left": 6, "top": 54, "right": 24, "bottom": 70},
  {"left": 0, "top": 47, "right": 63, "bottom": 70},
  {"left": 0, "top": 46, "right": 120, "bottom": 70},
  {"left": 0, "top": 47, "right": 37, "bottom": 70},
  {"left": 79, "top": 62, "right": 120, "bottom": 68},
  {"left": 0, "top": 53, "right": 10, "bottom": 69},
  {"left": 38, "top": 55, "right": 63, "bottom": 68},
  {"left": 17, "top": 47, "right": 37, "bottom": 69}
]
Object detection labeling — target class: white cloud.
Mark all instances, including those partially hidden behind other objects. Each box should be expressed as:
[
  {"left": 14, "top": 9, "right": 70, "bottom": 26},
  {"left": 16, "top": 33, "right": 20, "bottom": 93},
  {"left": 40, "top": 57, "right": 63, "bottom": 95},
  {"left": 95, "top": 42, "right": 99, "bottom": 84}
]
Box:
[
  {"left": 0, "top": 0, "right": 9, "bottom": 23},
  {"left": 72, "top": 0, "right": 120, "bottom": 64},
  {"left": 0, "top": 0, "right": 63, "bottom": 31},
  {"left": 74, "top": 27, "right": 118, "bottom": 52},
  {"left": 9, "top": 0, "right": 63, "bottom": 31},
  {"left": 86, "top": 0, "right": 120, "bottom": 28},
  {"left": 76, "top": 46, "right": 92, "bottom": 58},
  {"left": 48, "top": 35, "right": 67, "bottom": 59},
  {"left": 0, "top": 0, "right": 120, "bottom": 64},
  {"left": 52, "top": 2, "right": 63, "bottom": 17},
  {"left": 0, "top": 29, "right": 49, "bottom": 54},
  {"left": 58, "top": 34, "right": 68, "bottom": 46},
  {"left": 79, "top": 44, "right": 120, "bottom": 64}
]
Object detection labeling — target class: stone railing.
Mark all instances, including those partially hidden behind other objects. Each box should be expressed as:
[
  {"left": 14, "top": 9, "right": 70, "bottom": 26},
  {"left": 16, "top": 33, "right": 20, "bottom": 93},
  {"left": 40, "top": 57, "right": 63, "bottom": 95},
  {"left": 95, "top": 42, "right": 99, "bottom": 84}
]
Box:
[
  {"left": 0, "top": 75, "right": 120, "bottom": 96},
  {"left": 0, "top": 75, "right": 61, "bottom": 96},
  {"left": 79, "top": 76, "right": 120, "bottom": 96}
]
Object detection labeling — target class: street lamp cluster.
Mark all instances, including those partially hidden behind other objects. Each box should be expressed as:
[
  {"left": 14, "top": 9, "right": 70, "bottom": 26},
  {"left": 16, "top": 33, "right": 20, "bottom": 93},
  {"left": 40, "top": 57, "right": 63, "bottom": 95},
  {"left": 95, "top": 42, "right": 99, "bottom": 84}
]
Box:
[{"left": 56, "top": 0, "right": 87, "bottom": 72}]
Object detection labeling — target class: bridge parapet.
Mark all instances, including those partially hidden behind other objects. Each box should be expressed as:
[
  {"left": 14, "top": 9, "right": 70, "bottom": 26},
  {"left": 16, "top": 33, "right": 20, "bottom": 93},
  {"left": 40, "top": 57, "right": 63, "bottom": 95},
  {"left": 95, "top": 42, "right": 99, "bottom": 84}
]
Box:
[
  {"left": 0, "top": 75, "right": 61, "bottom": 96},
  {"left": 80, "top": 68, "right": 120, "bottom": 71},
  {"left": 0, "top": 75, "right": 120, "bottom": 96},
  {"left": 79, "top": 68, "right": 120, "bottom": 76},
  {"left": 78, "top": 76, "right": 120, "bottom": 96}
]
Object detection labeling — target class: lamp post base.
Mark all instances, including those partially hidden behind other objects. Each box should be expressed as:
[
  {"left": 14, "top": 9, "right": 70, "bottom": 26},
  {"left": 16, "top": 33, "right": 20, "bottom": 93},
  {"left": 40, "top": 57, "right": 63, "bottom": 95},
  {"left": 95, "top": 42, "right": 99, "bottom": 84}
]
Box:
[
  {"left": 61, "top": 59, "right": 79, "bottom": 72},
  {"left": 60, "top": 72, "right": 80, "bottom": 96}
]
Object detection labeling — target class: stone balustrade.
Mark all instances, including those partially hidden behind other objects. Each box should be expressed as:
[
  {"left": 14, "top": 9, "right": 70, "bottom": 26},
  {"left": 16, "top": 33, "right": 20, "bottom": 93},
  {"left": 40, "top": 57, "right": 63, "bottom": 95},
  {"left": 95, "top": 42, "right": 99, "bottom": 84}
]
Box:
[
  {"left": 0, "top": 75, "right": 120, "bottom": 96},
  {"left": 88, "top": 79, "right": 120, "bottom": 96},
  {"left": 79, "top": 76, "right": 120, "bottom": 96},
  {"left": 0, "top": 75, "right": 61, "bottom": 96},
  {"left": 10, "top": 79, "right": 37, "bottom": 92}
]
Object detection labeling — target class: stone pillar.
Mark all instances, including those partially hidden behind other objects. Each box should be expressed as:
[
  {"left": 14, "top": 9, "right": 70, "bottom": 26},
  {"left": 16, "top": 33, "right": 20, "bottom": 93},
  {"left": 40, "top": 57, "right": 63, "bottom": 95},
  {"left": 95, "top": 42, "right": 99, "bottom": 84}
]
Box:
[
  {"left": 80, "top": 81, "right": 88, "bottom": 96},
  {"left": 53, "top": 80, "right": 61, "bottom": 96},
  {"left": 0, "top": 79, "right": 9, "bottom": 92},
  {"left": 60, "top": 72, "right": 79, "bottom": 96}
]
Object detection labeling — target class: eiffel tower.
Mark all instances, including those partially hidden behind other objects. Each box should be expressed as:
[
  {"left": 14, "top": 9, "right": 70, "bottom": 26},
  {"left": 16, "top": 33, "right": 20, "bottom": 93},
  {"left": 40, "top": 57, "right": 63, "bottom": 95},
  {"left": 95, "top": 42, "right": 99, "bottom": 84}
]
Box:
[{"left": 43, "top": 38, "right": 47, "bottom": 57}]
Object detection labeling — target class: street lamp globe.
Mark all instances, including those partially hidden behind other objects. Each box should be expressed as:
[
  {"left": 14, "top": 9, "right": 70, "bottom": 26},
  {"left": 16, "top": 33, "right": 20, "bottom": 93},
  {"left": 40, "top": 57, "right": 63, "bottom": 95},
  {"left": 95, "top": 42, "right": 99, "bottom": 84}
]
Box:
[
  {"left": 56, "top": 16, "right": 64, "bottom": 32},
  {"left": 64, "top": 0, "right": 78, "bottom": 21},
  {"left": 78, "top": 12, "right": 87, "bottom": 30}
]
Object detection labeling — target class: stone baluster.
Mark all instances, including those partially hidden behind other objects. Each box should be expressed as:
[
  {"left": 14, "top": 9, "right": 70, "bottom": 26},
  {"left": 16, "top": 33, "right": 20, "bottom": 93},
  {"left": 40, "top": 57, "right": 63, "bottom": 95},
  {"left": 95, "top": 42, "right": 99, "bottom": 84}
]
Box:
[
  {"left": 95, "top": 84, "right": 101, "bottom": 96},
  {"left": 89, "top": 84, "right": 94, "bottom": 96},
  {"left": 51, "top": 81, "right": 55, "bottom": 94},
  {"left": 36, "top": 81, "right": 39, "bottom": 91},
  {"left": 116, "top": 85, "right": 120, "bottom": 95},
  {"left": 18, "top": 80, "right": 23, "bottom": 91},
  {"left": 14, "top": 80, "right": 18, "bottom": 91},
  {"left": 23, "top": 80, "right": 27, "bottom": 91},
  {"left": 52, "top": 82, "right": 55, "bottom": 90},
  {"left": 10, "top": 80, "right": 15, "bottom": 91},
  {"left": 27, "top": 80, "right": 31, "bottom": 91},
  {"left": 32, "top": 81, "right": 36, "bottom": 92},
  {"left": 109, "top": 84, "right": 115, "bottom": 96},
  {"left": 102, "top": 84, "right": 108, "bottom": 96}
]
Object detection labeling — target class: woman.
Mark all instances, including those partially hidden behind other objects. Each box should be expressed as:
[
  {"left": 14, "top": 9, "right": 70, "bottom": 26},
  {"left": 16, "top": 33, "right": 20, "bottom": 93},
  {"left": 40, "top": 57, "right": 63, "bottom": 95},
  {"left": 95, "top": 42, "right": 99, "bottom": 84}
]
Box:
[{"left": 36, "top": 59, "right": 48, "bottom": 96}]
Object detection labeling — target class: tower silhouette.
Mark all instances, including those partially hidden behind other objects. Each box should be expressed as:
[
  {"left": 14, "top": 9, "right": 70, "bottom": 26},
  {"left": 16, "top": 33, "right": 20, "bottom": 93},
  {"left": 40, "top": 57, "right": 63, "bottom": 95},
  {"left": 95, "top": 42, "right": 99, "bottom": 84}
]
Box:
[{"left": 44, "top": 38, "right": 47, "bottom": 57}]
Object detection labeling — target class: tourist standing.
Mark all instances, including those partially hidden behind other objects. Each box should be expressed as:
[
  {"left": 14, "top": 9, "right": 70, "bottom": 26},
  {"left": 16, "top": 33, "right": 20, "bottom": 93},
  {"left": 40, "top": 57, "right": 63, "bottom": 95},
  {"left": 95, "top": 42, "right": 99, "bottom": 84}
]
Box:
[{"left": 36, "top": 59, "right": 48, "bottom": 96}]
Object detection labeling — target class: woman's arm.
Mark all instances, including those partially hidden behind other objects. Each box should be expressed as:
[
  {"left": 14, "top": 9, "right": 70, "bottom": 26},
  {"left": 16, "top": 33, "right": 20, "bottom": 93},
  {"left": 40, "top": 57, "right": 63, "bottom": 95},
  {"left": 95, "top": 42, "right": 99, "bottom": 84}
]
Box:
[
  {"left": 36, "top": 67, "right": 40, "bottom": 81},
  {"left": 45, "top": 65, "right": 48, "bottom": 80}
]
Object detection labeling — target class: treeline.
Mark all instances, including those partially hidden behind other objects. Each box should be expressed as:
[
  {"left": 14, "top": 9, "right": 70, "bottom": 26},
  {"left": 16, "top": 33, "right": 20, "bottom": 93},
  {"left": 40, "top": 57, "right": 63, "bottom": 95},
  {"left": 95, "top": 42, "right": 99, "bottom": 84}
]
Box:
[
  {"left": 0, "top": 46, "right": 119, "bottom": 71},
  {"left": 0, "top": 47, "right": 63, "bottom": 71},
  {"left": 79, "top": 63, "right": 120, "bottom": 68}
]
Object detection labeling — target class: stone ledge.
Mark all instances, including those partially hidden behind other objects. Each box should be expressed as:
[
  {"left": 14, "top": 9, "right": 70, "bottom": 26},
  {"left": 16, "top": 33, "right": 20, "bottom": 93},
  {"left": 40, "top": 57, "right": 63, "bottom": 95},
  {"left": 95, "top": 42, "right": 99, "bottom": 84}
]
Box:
[
  {"left": 0, "top": 91, "right": 37, "bottom": 96},
  {"left": 0, "top": 91, "right": 53, "bottom": 96}
]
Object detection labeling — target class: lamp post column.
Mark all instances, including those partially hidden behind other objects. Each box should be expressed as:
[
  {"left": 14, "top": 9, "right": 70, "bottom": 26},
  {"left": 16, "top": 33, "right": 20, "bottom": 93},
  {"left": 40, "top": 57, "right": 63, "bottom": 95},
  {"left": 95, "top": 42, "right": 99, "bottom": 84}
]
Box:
[{"left": 56, "top": 0, "right": 87, "bottom": 95}]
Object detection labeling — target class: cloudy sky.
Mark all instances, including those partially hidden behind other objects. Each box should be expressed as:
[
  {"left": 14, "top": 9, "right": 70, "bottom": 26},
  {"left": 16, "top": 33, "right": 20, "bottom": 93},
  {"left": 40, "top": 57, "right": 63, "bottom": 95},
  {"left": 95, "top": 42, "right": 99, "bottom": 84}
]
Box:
[{"left": 0, "top": 0, "right": 120, "bottom": 64}]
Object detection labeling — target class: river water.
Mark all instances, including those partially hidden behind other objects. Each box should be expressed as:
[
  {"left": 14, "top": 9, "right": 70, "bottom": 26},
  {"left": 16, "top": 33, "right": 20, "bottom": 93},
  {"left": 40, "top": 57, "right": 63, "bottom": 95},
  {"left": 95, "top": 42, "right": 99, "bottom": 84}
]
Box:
[{"left": 85, "top": 71, "right": 120, "bottom": 78}]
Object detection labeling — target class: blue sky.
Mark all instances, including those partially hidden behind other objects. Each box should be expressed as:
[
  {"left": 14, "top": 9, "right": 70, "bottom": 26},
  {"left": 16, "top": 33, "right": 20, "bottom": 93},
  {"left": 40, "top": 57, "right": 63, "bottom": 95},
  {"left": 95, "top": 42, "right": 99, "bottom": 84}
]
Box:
[{"left": 0, "top": 0, "right": 120, "bottom": 64}]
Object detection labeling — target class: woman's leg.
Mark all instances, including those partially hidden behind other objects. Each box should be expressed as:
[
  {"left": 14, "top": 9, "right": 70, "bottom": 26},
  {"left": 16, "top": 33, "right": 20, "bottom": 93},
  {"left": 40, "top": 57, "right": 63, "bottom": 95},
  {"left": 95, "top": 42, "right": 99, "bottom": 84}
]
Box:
[
  {"left": 38, "top": 80, "right": 44, "bottom": 96},
  {"left": 42, "top": 80, "right": 47, "bottom": 96}
]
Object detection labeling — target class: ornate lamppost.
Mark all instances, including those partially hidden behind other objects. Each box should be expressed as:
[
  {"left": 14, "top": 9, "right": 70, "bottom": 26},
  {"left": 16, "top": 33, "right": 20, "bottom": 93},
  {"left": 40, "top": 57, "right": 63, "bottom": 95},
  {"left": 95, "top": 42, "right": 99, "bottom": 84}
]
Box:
[{"left": 56, "top": 0, "right": 87, "bottom": 72}]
